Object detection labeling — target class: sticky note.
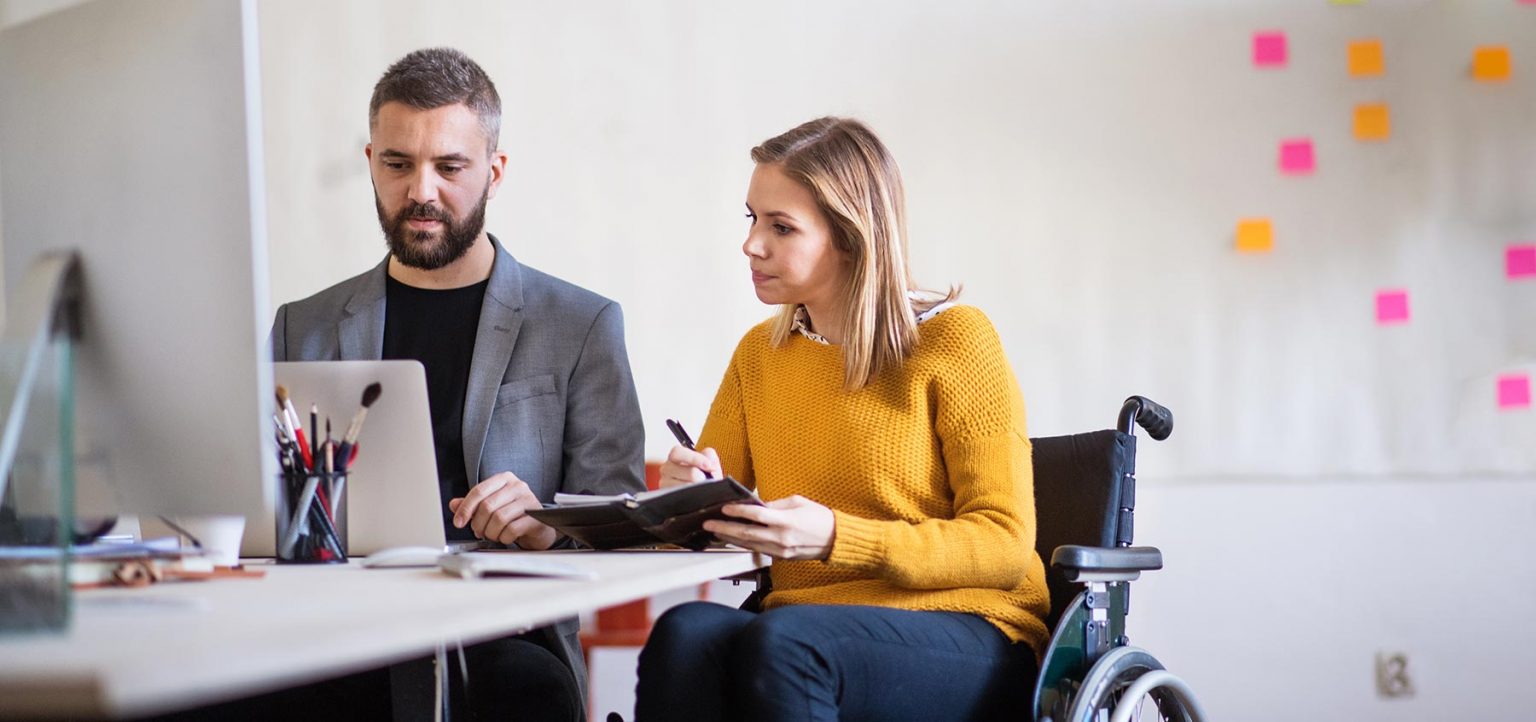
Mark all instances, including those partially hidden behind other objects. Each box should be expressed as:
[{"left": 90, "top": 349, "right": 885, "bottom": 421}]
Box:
[
  {"left": 1349, "top": 39, "right": 1385, "bottom": 76},
  {"left": 1375, "top": 289, "right": 1410, "bottom": 324},
  {"left": 1279, "top": 138, "right": 1315, "bottom": 175},
  {"left": 1497, "top": 374, "right": 1532, "bottom": 410},
  {"left": 1473, "top": 46, "right": 1511, "bottom": 81},
  {"left": 1509, "top": 245, "right": 1536, "bottom": 279},
  {"left": 1354, "top": 103, "right": 1391, "bottom": 141},
  {"left": 1253, "top": 31, "right": 1287, "bottom": 67},
  {"left": 1236, "top": 218, "right": 1273, "bottom": 253}
]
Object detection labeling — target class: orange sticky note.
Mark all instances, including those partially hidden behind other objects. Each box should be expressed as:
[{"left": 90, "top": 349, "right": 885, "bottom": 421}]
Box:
[
  {"left": 1354, "top": 103, "right": 1391, "bottom": 140},
  {"left": 1236, "top": 218, "right": 1273, "bottom": 253},
  {"left": 1473, "top": 46, "right": 1511, "bottom": 81},
  {"left": 1349, "top": 39, "right": 1384, "bottom": 77}
]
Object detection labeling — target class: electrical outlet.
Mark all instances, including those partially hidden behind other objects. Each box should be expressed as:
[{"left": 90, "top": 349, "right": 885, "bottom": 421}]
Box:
[{"left": 1375, "top": 652, "right": 1415, "bottom": 699}]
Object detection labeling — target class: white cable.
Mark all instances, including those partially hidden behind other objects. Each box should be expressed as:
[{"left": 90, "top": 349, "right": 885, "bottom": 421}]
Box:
[
  {"left": 435, "top": 642, "right": 447, "bottom": 722},
  {"left": 455, "top": 636, "right": 469, "bottom": 705},
  {"left": 1108, "top": 670, "right": 1209, "bottom": 722},
  {"left": 426, "top": 637, "right": 467, "bottom": 722},
  {"left": 456, "top": 636, "right": 469, "bottom": 685}
]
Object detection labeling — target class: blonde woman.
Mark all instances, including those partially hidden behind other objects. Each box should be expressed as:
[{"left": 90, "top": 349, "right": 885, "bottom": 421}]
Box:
[{"left": 634, "top": 118, "right": 1049, "bottom": 721}]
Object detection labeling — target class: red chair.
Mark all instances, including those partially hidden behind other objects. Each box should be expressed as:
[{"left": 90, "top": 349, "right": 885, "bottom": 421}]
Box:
[{"left": 579, "top": 462, "right": 708, "bottom": 659}]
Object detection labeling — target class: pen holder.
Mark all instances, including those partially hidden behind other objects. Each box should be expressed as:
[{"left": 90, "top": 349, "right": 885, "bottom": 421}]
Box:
[{"left": 275, "top": 470, "right": 347, "bottom": 564}]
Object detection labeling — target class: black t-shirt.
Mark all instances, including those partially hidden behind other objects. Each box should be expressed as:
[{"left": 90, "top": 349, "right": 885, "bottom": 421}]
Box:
[{"left": 382, "top": 275, "right": 489, "bottom": 541}]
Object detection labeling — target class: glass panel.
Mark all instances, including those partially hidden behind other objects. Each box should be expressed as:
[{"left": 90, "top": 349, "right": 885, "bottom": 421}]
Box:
[{"left": 0, "top": 333, "right": 75, "bottom": 634}]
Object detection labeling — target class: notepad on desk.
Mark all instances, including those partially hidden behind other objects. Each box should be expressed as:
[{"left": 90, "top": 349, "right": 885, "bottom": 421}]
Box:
[
  {"left": 438, "top": 552, "right": 598, "bottom": 580},
  {"left": 529, "top": 477, "right": 762, "bottom": 551}
]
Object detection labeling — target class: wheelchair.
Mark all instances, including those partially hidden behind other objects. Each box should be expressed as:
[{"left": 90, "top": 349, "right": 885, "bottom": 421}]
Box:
[
  {"left": 730, "top": 395, "right": 1205, "bottom": 721},
  {"left": 1029, "top": 396, "right": 1206, "bottom": 721}
]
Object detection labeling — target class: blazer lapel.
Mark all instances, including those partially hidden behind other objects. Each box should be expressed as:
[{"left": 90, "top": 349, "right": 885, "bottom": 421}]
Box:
[
  {"left": 338, "top": 257, "right": 388, "bottom": 360},
  {"left": 462, "top": 236, "right": 525, "bottom": 483}
]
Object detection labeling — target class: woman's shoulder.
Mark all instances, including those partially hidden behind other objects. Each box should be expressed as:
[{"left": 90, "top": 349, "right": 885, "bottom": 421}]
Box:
[
  {"left": 910, "top": 304, "right": 1016, "bottom": 385},
  {"left": 724, "top": 317, "right": 777, "bottom": 363},
  {"left": 917, "top": 306, "right": 1023, "bottom": 427},
  {"left": 916, "top": 304, "right": 1001, "bottom": 351}
]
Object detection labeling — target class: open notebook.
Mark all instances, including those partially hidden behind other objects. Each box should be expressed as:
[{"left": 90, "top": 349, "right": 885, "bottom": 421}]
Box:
[{"left": 529, "top": 478, "right": 761, "bottom": 550}]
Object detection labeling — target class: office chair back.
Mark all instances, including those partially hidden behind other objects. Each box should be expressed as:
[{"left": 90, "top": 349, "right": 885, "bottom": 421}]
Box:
[{"left": 1030, "top": 429, "right": 1137, "bottom": 629}]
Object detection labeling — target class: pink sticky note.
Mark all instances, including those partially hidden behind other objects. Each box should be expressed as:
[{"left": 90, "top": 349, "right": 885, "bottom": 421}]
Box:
[
  {"left": 1497, "top": 374, "right": 1532, "bottom": 410},
  {"left": 1279, "top": 138, "right": 1315, "bottom": 174},
  {"left": 1375, "top": 289, "right": 1410, "bottom": 324},
  {"left": 1253, "top": 31, "right": 1287, "bottom": 67},
  {"left": 1508, "top": 245, "right": 1536, "bottom": 279}
]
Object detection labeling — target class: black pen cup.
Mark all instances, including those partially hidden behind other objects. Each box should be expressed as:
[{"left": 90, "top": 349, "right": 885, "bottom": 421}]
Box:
[{"left": 275, "top": 470, "right": 348, "bottom": 564}]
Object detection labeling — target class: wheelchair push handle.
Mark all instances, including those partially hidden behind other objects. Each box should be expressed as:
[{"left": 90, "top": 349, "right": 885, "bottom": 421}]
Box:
[{"left": 1118, "top": 396, "right": 1173, "bottom": 440}]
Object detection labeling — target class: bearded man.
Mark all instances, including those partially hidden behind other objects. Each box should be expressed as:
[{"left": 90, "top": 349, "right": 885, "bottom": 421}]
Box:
[{"left": 269, "top": 47, "right": 644, "bottom": 721}]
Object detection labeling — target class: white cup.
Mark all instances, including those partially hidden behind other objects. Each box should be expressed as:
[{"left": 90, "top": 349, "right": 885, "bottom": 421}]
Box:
[{"left": 171, "top": 515, "right": 247, "bottom": 567}]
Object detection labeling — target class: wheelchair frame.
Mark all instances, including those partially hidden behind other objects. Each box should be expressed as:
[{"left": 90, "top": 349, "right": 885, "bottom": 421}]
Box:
[
  {"left": 734, "top": 396, "right": 1208, "bottom": 720},
  {"left": 1032, "top": 397, "right": 1207, "bottom": 722}
]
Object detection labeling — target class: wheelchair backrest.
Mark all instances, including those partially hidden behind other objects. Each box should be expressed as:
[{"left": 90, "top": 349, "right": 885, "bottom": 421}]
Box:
[{"left": 1030, "top": 429, "right": 1137, "bottom": 629}]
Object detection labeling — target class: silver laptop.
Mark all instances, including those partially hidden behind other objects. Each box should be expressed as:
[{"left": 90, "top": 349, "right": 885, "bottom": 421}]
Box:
[{"left": 242, "top": 360, "right": 449, "bottom": 556}]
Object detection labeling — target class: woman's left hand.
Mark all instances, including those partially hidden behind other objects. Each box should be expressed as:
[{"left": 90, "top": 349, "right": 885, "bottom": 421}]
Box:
[{"left": 704, "top": 495, "right": 836, "bottom": 560}]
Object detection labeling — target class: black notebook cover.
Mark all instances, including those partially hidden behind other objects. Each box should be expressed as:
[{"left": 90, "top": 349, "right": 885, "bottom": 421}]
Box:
[{"left": 528, "top": 477, "right": 761, "bottom": 550}]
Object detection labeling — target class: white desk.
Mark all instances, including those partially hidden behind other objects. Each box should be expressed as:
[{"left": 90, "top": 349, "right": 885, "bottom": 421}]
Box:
[{"left": 0, "top": 550, "right": 763, "bottom": 719}]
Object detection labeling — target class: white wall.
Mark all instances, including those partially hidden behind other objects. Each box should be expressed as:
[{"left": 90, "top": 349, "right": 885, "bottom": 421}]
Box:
[
  {"left": 1133, "top": 476, "right": 1536, "bottom": 721},
  {"left": 0, "top": 0, "right": 102, "bottom": 321},
  {"left": 3, "top": 1, "right": 1534, "bottom": 720},
  {"left": 0, "top": 0, "right": 76, "bottom": 27},
  {"left": 250, "top": 3, "right": 1536, "bottom": 719},
  {"left": 255, "top": 0, "right": 1536, "bottom": 477}
]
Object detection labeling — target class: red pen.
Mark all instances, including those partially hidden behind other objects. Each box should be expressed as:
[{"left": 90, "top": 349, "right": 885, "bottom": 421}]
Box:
[{"left": 292, "top": 422, "right": 314, "bottom": 471}]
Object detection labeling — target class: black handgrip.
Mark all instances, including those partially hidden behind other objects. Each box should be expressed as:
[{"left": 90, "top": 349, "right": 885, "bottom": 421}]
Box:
[{"left": 1118, "top": 396, "right": 1173, "bottom": 440}]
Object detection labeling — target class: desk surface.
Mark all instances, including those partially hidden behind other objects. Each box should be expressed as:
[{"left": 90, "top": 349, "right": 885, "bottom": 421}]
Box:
[{"left": 0, "top": 549, "right": 762, "bottom": 719}]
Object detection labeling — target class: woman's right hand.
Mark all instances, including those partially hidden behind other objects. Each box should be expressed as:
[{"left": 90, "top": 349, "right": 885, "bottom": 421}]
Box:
[{"left": 658, "top": 444, "right": 723, "bottom": 488}]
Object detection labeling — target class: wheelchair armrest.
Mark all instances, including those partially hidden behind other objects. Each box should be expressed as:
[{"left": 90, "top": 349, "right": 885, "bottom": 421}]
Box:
[{"left": 1051, "top": 545, "right": 1163, "bottom": 583}]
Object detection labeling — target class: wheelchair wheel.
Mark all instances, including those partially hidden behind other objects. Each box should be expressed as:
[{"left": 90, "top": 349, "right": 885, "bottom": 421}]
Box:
[{"left": 1064, "top": 647, "right": 1199, "bottom": 722}]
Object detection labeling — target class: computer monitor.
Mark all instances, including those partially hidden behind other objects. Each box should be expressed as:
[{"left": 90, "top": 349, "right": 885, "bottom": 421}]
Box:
[{"left": 0, "top": 0, "right": 274, "bottom": 519}]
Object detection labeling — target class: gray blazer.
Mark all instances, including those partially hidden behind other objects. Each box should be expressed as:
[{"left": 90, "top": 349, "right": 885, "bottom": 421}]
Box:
[{"left": 269, "top": 235, "right": 645, "bottom": 709}]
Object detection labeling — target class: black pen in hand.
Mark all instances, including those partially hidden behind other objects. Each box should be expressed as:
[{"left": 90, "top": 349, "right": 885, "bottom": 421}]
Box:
[{"left": 665, "top": 419, "right": 714, "bottom": 480}]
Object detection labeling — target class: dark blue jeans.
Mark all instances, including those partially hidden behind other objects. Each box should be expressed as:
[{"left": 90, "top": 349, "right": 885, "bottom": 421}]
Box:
[{"left": 635, "top": 601, "right": 1037, "bottom": 722}]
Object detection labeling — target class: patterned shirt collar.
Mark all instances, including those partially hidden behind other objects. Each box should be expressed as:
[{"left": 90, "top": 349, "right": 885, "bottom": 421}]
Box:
[
  {"left": 791, "top": 305, "right": 832, "bottom": 345},
  {"left": 791, "top": 292, "right": 955, "bottom": 346}
]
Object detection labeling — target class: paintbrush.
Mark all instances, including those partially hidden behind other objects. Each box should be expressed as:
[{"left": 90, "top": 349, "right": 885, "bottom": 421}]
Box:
[
  {"left": 276, "top": 384, "right": 312, "bottom": 471},
  {"left": 336, "top": 382, "right": 382, "bottom": 471}
]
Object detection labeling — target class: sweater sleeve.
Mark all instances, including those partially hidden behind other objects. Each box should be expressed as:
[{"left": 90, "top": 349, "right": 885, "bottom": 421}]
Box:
[
  {"left": 824, "top": 308, "right": 1036, "bottom": 590},
  {"left": 697, "top": 344, "right": 755, "bottom": 490}
]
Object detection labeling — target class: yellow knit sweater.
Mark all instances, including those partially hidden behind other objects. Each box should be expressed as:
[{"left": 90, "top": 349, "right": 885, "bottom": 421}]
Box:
[{"left": 698, "top": 305, "right": 1050, "bottom": 652}]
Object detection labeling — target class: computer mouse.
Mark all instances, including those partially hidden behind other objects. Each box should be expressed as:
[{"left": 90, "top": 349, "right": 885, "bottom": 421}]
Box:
[{"left": 361, "top": 545, "right": 447, "bottom": 568}]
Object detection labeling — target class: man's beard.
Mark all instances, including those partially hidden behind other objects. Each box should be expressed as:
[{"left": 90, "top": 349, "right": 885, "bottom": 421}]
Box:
[{"left": 376, "top": 184, "right": 490, "bottom": 271}]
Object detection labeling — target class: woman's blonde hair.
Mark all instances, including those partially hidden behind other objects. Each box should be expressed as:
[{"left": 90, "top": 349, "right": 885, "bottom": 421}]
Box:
[{"left": 751, "top": 117, "right": 956, "bottom": 390}]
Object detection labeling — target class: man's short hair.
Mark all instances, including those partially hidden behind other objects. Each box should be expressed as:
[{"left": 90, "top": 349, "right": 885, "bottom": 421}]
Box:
[{"left": 369, "top": 48, "right": 501, "bottom": 153}]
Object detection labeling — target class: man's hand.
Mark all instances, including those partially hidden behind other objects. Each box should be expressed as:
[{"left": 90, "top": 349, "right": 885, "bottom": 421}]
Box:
[
  {"left": 448, "top": 471, "right": 559, "bottom": 550},
  {"left": 702, "top": 495, "right": 836, "bottom": 561}
]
